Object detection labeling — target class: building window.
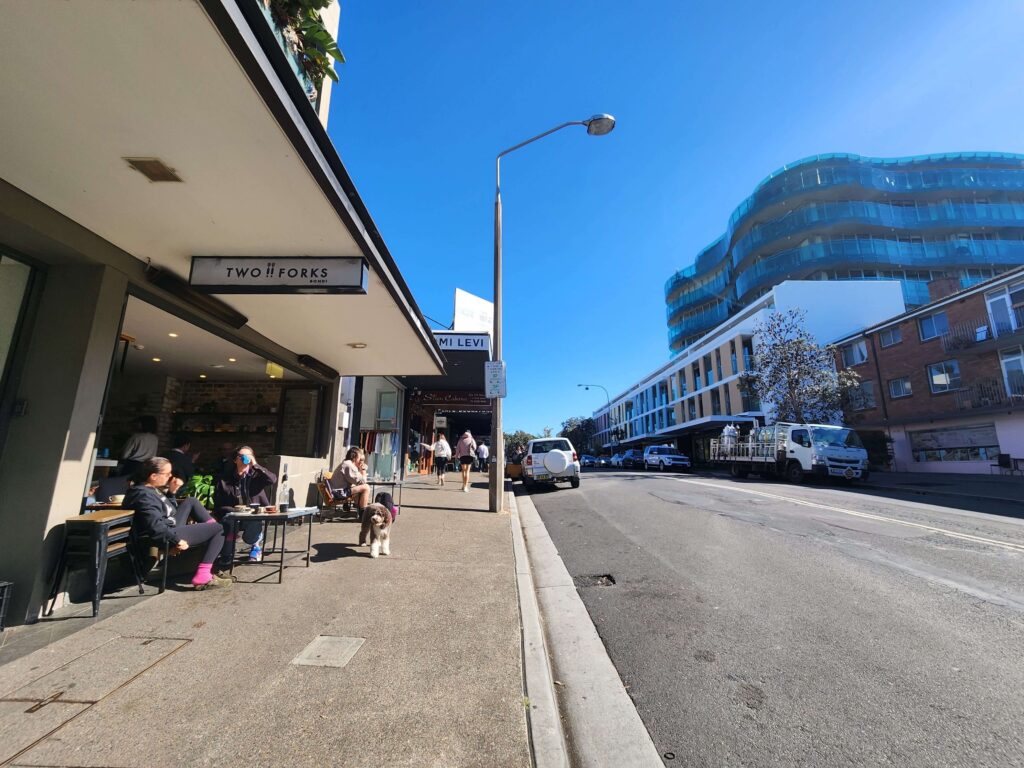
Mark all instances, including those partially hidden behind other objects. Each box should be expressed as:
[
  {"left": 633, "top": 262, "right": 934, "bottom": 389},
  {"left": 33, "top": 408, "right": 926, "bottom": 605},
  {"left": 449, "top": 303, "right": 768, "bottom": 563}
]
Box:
[
  {"left": 730, "top": 340, "right": 738, "bottom": 375},
  {"left": 723, "top": 386, "right": 732, "bottom": 416},
  {"left": 715, "top": 349, "right": 723, "bottom": 381},
  {"left": 1000, "top": 346, "right": 1024, "bottom": 398},
  {"left": 710, "top": 388, "right": 721, "bottom": 416},
  {"left": 928, "top": 360, "right": 962, "bottom": 393},
  {"left": 687, "top": 398, "right": 697, "bottom": 421},
  {"left": 879, "top": 327, "right": 902, "bottom": 348},
  {"left": 888, "top": 377, "right": 913, "bottom": 398},
  {"left": 850, "top": 380, "right": 876, "bottom": 410},
  {"left": 919, "top": 311, "right": 949, "bottom": 341},
  {"left": 840, "top": 340, "right": 868, "bottom": 367},
  {"left": 909, "top": 424, "right": 999, "bottom": 463}
]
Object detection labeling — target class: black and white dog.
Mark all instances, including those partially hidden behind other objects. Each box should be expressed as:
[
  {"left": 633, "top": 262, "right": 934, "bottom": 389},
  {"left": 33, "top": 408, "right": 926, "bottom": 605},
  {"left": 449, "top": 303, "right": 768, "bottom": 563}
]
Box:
[{"left": 359, "top": 492, "right": 396, "bottom": 558}]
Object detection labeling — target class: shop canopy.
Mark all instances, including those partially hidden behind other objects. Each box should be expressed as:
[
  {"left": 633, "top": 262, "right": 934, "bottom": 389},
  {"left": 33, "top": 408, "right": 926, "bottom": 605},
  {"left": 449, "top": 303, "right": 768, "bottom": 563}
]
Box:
[{"left": 0, "top": 0, "right": 443, "bottom": 378}]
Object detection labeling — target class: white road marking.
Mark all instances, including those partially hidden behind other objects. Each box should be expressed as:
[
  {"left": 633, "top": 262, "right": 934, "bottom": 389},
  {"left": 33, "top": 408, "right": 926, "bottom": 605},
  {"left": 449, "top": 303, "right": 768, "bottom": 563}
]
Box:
[{"left": 669, "top": 477, "right": 1024, "bottom": 554}]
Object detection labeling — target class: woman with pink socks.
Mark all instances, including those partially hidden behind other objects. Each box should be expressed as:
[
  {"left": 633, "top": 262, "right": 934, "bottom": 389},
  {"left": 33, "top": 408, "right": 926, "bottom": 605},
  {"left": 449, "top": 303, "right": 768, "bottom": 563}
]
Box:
[{"left": 125, "top": 457, "right": 231, "bottom": 590}]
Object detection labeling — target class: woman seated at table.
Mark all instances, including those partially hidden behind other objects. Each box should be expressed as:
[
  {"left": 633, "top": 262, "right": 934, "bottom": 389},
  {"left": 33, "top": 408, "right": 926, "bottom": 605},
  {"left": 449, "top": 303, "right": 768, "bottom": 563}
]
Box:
[
  {"left": 331, "top": 447, "right": 371, "bottom": 512},
  {"left": 124, "top": 457, "right": 231, "bottom": 590}
]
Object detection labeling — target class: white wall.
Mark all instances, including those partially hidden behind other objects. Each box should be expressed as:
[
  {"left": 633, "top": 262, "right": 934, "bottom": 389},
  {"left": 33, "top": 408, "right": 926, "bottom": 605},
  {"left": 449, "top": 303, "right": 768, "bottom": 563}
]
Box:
[
  {"left": 773, "top": 280, "right": 906, "bottom": 344},
  {"left": 888, "top": 415, "right": 1024, "bottom": 474}
]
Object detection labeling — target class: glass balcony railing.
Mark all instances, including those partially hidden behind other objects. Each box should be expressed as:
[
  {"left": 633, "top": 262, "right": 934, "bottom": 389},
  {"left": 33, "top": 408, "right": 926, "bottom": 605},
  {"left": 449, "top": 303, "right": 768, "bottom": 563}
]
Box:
[
  {"left": 731, "top": 201, "right": 1024, "bottom": 273},
  {"left": 665, "top": 154, "right": 1024, "bottom": 303},
  {"left": 733, "top": 237, "right": 1024, "bottom": 303}
]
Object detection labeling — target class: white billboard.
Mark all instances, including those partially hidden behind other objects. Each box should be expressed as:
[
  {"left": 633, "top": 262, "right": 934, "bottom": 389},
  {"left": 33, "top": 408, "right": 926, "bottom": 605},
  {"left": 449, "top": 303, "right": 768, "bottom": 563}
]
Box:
[{"left": 453, "top": 288, "right": 494, "bottom": 333}]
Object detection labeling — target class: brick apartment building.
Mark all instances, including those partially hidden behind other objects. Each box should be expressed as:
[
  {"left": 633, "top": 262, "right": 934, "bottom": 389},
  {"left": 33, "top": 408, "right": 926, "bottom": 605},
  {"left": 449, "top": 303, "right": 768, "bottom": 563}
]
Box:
[{"left": 834, "top": 266, "right": 1024, "bottom": 474}]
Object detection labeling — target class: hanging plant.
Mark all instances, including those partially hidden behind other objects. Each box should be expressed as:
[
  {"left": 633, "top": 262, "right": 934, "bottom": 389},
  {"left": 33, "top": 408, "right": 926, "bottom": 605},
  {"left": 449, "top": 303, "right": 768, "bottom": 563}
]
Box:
[{"left": 266, "top": 0, "right": 346, "bottom": 87}]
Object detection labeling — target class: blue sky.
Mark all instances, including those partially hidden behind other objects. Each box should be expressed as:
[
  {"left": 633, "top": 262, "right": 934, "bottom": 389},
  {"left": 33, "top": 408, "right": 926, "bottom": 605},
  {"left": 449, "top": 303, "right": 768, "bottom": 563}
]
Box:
[{"left": 328, "top": 0, "right": 1024, "bottom": 435}]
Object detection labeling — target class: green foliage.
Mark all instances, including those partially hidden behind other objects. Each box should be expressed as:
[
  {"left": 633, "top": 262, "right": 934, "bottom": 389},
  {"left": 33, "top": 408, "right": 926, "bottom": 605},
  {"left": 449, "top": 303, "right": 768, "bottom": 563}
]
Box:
[
  {"left": 268, "top": 0, "right": 346, "bottom": 86},
  {"left": 559, "top": 416, "right": 598, "bottom": 453},
  {"left": 185, "top": 474, "right": 216, "bottom": 510},
  {"left": 503, "top": 430, "right": 536, "bottom": 461}
]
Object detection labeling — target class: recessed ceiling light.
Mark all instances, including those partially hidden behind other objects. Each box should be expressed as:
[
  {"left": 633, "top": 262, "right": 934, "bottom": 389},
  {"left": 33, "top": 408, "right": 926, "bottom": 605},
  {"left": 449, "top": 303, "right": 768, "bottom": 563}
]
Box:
[
  {"left": 124, "top": 157, "right": 183, "bottom": 182},
  {"left": 211, "top": 364, "right": 225, "bottom": 369},
  {"left": 269, "top": 375, "right": 276, "bottom": 379},
  {"left": 228, "top": 357, "right": 237, "bottom": 362},
  {"left": 168, "top": 332, "right": 178, "bottom": 338},
  {"left": 151, "top": 357, "right": 161, "bottom": 362},
  {"left": 347, "top": 342, "right": 368, "bottom": 349},
  {"left": 199, "top": 374, "right": 207, "bottom": 379}
]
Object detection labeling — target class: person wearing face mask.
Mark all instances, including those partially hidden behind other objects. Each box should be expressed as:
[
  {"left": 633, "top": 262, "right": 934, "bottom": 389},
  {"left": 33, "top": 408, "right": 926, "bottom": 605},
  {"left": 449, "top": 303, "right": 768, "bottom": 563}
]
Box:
[
  {"left": 124, "top": 457, "right": 230, "bottom": 590},
  {"left": 213, "top": 446, "right": 278, "bottom": 564}
]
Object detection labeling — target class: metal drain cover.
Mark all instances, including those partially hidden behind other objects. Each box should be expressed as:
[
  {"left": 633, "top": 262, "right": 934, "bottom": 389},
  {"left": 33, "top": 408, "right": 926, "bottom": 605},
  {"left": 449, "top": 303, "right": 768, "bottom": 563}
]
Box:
[
  {"left": 573, "top": 574, "right": 616, "bottom": 587},
  {"left": 291, "top": 635, "right": 364, "bottom": 668}
]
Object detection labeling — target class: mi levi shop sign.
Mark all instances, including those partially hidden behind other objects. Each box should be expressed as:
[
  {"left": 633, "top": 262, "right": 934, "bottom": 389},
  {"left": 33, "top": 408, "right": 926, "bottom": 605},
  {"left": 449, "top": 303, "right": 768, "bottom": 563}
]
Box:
[{"left": 189, "top": 257, "right": 368, "bottom": 294}]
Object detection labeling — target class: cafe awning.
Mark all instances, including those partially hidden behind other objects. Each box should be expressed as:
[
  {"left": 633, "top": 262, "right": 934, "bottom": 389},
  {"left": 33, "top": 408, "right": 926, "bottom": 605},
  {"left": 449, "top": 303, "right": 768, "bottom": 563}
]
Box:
[{"left": 0, "top": 0, "right": 443, "bottom": 377}]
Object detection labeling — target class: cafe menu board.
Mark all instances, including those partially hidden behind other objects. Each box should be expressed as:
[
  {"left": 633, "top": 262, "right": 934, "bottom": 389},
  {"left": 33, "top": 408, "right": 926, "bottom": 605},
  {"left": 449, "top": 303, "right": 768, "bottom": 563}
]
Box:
[{"left": 908, "top": 423, "right": 998, "bottom": 451}]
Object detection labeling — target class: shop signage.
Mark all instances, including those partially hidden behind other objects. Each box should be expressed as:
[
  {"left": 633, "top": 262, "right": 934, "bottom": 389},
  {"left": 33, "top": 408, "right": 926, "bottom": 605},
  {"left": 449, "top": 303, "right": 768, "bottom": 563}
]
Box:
[
  {"left": 485, "top": 360, "right": 507, "bottom": 399},
  {"left": 435, "top": 333, "right": 491, "bottom": 353},
  {"left": 453, "top": 288, "right": 494, "bottom": 333},
  {"left": 189, "top": 256, "right": 368, "bottom": 294},
  {"left": 434, "top": 415, "right": 448, "bottom": 428},
  {"left": 419, "top": 391, "right": 490, "bottom": 407}
]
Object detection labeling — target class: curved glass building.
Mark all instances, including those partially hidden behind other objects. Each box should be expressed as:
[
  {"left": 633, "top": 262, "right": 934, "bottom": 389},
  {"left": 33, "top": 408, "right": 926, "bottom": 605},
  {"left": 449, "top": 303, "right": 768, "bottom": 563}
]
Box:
[{"left": 665, "top": 152, "right": 1024, "bottom": 354}]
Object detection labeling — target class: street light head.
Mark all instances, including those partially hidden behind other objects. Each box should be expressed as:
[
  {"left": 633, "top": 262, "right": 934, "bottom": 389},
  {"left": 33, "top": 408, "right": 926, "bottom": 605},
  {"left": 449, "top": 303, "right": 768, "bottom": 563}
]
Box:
[{"left": 584, "top": 114, "right": 616, "bottom": 136}]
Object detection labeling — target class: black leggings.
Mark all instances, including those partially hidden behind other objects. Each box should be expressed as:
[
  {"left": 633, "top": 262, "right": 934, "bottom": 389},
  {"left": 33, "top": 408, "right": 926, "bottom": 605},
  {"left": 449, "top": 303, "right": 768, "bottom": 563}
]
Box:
[
  {"left": 172, "top": 499, "right": 223, "bottom": 565},
  {"left": 435, "top": 458, "right": 448, "bottom": 476}
]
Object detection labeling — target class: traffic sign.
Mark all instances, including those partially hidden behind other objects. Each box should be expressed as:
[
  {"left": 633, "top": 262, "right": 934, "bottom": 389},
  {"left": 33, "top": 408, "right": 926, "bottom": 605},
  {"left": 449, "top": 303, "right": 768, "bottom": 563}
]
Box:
[{"left": 485, "top": 360, "right": 507, "bottom": 398}]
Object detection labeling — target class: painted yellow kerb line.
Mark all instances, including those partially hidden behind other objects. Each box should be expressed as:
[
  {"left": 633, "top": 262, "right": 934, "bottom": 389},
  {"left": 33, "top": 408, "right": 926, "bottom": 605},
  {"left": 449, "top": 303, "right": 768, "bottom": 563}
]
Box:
[{"left": 670, "top": 477, "right": 1024, "bottom": 554}]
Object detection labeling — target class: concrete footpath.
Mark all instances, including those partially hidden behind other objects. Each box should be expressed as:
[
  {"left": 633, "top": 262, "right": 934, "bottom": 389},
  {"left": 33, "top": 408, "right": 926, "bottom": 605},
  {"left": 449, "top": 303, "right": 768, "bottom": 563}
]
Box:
[{"left": 0, "top": 474, "right": 533, "bottom": 767}]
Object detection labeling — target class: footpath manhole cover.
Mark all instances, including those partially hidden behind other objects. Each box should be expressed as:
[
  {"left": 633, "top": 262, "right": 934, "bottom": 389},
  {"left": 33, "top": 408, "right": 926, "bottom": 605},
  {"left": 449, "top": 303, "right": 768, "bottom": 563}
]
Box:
[
  {"left": 573, "top": 574, "right": 616, "bottom": 588},
  {"left": 291, "top": 636, "right": 364, "bottom": 668}
]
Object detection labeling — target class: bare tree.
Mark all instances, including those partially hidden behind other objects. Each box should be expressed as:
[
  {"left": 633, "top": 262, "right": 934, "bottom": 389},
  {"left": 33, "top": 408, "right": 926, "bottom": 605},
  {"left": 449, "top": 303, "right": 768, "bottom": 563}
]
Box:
[{"left": 740, "top": 309, "right": 860, "bottom": 424}]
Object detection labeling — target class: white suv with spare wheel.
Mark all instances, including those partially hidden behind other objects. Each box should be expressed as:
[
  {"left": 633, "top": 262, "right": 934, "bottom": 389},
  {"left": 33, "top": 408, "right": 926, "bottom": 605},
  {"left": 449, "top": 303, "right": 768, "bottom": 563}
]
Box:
[{"left": 522, "top": 438, "right": 581, "bottom": 489}]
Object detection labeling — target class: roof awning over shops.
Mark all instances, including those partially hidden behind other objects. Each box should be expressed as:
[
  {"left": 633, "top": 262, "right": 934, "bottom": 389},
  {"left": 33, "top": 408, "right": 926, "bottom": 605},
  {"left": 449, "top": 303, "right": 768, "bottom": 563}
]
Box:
[
  {"left": 0, "top": 0, "right": 443, "bottom": 378},
  {"left": 401, "top": 332, "right": 492, "bottom": 394}
]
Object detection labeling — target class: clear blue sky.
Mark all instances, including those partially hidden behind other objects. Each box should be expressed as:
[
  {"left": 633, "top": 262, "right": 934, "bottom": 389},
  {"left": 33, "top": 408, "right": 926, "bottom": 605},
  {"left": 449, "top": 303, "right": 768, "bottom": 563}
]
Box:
[{"left": 327, "top": 0, "right": 1024, "bottom": 435}]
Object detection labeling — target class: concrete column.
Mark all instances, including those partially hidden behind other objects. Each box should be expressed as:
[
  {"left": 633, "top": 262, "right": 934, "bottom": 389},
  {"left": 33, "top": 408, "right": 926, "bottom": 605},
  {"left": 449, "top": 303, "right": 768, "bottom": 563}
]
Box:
[{"left": 0, "top": 264, "right": 127, "bottom": 624}]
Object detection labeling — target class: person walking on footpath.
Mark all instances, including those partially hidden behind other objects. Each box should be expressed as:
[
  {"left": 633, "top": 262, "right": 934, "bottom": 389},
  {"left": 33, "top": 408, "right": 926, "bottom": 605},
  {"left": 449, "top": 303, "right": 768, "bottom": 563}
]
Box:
[
  {"left": 455, "top": 430, "right": 477, "bottom": 492},
  {"left": 476, "top": 441, "right": 490, "bottom": 473},
  {"left": 430, "top": 433, "right": 452, "bottom": 486}
]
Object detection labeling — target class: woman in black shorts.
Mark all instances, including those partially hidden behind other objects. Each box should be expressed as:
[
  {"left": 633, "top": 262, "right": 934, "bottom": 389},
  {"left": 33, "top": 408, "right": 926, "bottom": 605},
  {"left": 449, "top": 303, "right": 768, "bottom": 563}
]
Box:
[{"left": 454, "top": 431, "right": 478, "bottom": 493}]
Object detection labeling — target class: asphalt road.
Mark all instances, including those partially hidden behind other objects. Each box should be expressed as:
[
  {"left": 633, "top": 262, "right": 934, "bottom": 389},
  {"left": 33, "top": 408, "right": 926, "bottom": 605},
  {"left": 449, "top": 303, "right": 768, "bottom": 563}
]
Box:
[{"left": 528, "top": 470, "right": 1024, "bottom": 767}]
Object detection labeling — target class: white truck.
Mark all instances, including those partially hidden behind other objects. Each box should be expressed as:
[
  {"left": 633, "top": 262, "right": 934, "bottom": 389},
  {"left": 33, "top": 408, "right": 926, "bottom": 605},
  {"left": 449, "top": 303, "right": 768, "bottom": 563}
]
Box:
[{"left": 710, "top": 422, "right": 869, "bottom": 484}]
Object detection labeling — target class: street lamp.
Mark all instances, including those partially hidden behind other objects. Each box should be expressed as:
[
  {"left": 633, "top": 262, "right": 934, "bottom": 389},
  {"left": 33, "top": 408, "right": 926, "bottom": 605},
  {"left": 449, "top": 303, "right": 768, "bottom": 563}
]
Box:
[
  {"left": 578, "top": 383, "right": 613, "bottom": 454},
  {"left": 489, "top": 115, "right": 617, "bottom": 512}
]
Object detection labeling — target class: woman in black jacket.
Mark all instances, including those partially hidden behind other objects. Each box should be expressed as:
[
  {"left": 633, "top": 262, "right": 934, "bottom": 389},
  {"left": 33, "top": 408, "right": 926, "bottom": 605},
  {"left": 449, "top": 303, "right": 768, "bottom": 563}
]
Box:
[{"left": 125, "top": 457, "right": 230, "bottom": 590}]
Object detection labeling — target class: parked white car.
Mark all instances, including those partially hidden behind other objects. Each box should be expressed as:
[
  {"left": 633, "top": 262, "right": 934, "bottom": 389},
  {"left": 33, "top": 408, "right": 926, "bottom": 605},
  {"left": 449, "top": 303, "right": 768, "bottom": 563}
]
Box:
[
  {"left": 643, "top": 445, "right": 692, "bottom": 472},
  {"left": 522, "top": 437, "right": 581, "bottom": 489}
]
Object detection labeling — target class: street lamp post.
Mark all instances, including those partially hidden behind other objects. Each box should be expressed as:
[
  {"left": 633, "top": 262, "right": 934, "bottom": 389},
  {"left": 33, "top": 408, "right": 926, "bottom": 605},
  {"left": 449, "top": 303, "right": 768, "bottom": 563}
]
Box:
[
  {"left": 577, "top": 383, "right": 611, "bottom": 454},
  {"left": 489, "top": 115, "right": 616, "bottom": 513}
]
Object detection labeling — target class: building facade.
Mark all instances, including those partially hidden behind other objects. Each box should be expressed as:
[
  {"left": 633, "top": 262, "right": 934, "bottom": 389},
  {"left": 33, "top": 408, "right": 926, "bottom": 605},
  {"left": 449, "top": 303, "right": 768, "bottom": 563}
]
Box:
[
  {"left": 594, "top": 280, "right": 906, "bottom": 461},
  {"left": 665, "top": 153, "right": 1024, "bottom": 355},
  {"left": 834, "top": 267, "right": 1024, "bottom": 474},
  {"left": 0, "top": 3, "right": 445, "bottom": 625}
]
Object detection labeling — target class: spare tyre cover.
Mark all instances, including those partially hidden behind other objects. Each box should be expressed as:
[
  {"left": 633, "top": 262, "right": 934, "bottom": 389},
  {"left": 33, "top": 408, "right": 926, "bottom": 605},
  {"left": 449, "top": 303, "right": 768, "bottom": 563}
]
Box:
[{"left": 543, "top": 451, "right": 570, "bottom": 474}]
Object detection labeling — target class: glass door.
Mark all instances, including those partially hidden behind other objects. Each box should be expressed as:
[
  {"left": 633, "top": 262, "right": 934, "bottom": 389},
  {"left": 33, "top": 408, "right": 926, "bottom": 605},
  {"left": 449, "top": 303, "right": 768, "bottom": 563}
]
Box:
[
  {"left": 1000, "top": 346, "right": 1024, "bottom": 400},
  {"left": 988, "top": 293, "right": 1014, "bottom": 337}
]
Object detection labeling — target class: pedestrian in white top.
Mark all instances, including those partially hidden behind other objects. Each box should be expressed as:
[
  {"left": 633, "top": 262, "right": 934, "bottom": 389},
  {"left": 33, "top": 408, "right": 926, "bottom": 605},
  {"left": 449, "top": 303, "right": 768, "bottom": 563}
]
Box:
[
  {"left": 476, "top": 442, "right": 490, "bottom": 473},
  {"left": 430, "top": 434, "right": 452, "bottom": 486},
  {"left": 455, "top": 431, "right": 477, "bottom": 492}
]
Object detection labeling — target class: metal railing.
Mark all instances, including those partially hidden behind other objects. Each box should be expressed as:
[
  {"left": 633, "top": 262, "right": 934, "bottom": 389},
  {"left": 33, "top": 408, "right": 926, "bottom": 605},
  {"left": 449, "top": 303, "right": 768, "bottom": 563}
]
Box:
[
  {"left": 941, "top": 306, "right": 1024, "bottom": 353},
  {"left": 953, "top": 377, "right": 1024, "bottom": 411}
]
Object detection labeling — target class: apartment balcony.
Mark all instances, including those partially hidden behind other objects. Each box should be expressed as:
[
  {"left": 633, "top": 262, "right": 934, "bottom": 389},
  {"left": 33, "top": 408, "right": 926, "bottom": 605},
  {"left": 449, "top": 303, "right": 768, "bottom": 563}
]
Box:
[
  {"left": 953, "top": 378, "right": 1024, "bottom": 412},
  {"left": 941, "top": 306, "right": 1024, "bottom": 355}
]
